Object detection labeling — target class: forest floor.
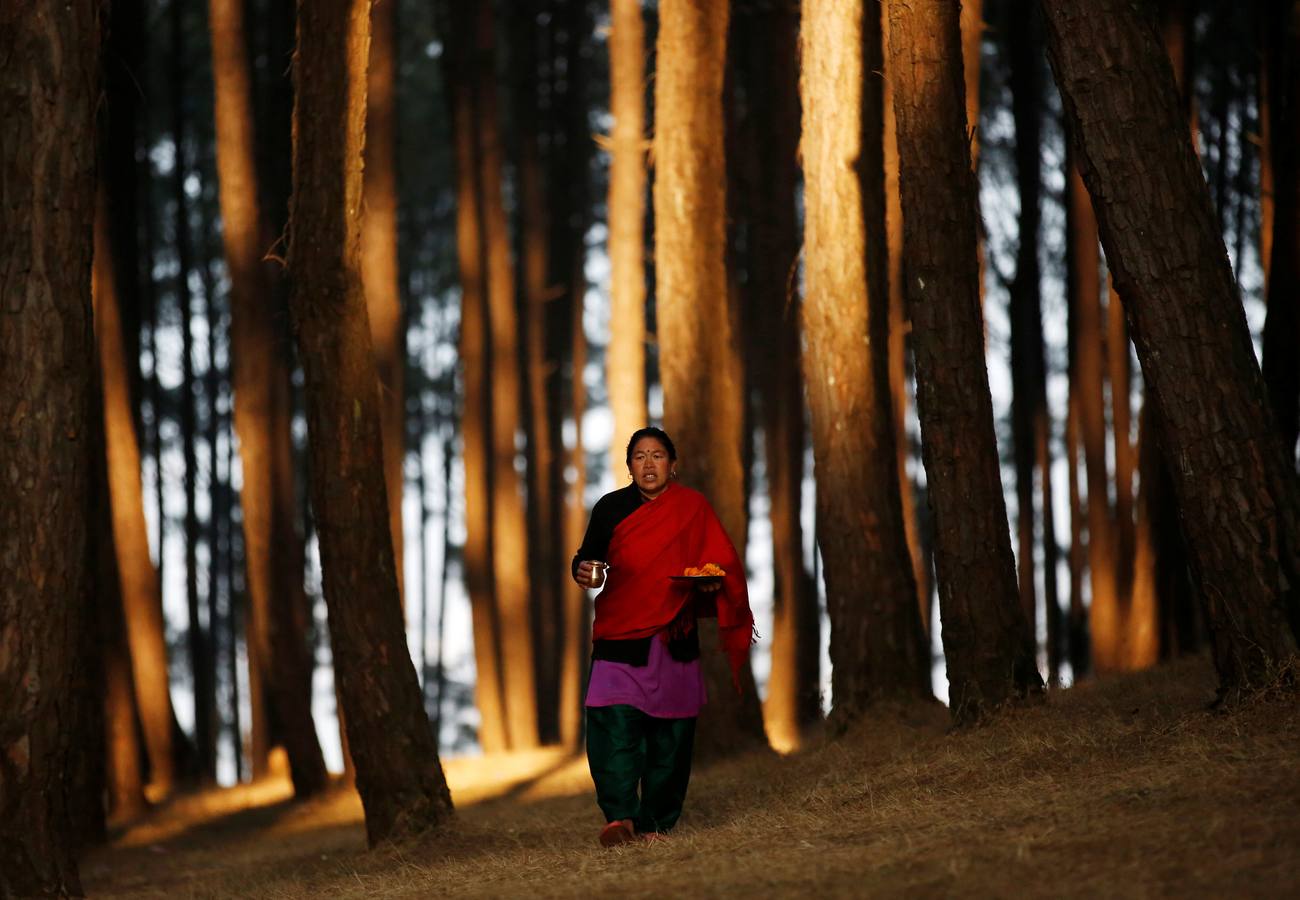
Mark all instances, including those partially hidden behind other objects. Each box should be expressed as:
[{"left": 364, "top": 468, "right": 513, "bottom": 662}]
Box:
[{"left": 81, "top": 657, "right": 1299, "bottom": 899}]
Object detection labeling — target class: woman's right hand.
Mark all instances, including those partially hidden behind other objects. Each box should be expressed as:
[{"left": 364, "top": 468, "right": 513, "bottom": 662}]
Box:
[{"left": 575, "top": 560, "right": 607, "bottom": 589}]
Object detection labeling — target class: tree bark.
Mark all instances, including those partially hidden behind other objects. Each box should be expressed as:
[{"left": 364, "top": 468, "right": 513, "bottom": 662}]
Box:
[
  {"left": 608, "top": 0, "right": 650, "bottom": 474},
  {"left": 1261, "top": 0, "right": 1300, "bottom": 462},
  {"left": 0, "top": 3, "right": 98, "bottom": 891},
  {"left": 800, "top": 0, "right": 928, "bottom": 720},
  {"left": 886, "top": 0, "right": 1041, "bottom": 722},
  {"left": 736, "top": 0, "right": 820, "bottom": 749},
  {"left": 363, "top": 0, "right": 406, "bottom": 596},
  {"left": 209, "top": 0, "right": 327, "bottom": 795},
  {"left": 473, "top": 0, "right": 539, "bottom": 751},
  {"left": 1042, "top": 0, "right": 1300, "bottom": 692},
  {"left": 654, "top": 0, "right": 766, "bottom": 755},
  {"left": 442, "top": 0, "right": 508, "bottom": 754},
  {"left": 289, "top": 0, "right": 452, "bottom": 843}
]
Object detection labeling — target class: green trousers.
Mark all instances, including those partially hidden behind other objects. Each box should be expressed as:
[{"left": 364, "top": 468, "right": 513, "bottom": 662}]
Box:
[{"left": 585, "top": 705, "right": 696, "bottom": 834}]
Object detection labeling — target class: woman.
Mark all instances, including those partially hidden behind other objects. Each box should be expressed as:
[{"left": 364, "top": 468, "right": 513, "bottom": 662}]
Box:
[{"left": 572, "top": 426, "right": 755, "bottom": 847}]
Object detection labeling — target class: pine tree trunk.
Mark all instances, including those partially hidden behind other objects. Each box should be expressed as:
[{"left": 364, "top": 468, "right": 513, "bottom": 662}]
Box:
[
  {"left": 1261, "top": 0, "right": 1300, "bottom": 462},
  {"left": 168, "top": 1, "right": 216, "bottom": 779},
  {"left": 608, "top": 0, "right": 650, "bottom": 476},
  {"left": 0, "top": 3, "right": 98, "bottom": 890},
  {"left": 882, "top": 3, "right": 930, "bottom": 637},
  {"left": 363, "top": 0, "right": 406, "bottom": 594},
  {"left": 473, "top": 0, "right": 539, "bottom": 751},
  {"left": 655, "top": 0, "right": 767, "bottom": 756},
  {"left": 886, "top": 0, "right": 1041, "bottom": 722},
  {"left": 510, "top": 3, "right": 560, "bottom": 745},
  {"left": 289, "top": 0, "right": 452, "bottom": 843},
  {"left": 1042, "top": 0, "right": 1300, "bottom": 692},
  {"left": 443, "top": 0, "right": 508, "bottom": 754},
  {"left": 737, "top": 0, "right": 819, "bottom": 748},
  {"left": 209, "top": 0, "right": 328, "bottom": 795},
  {"left": 800, "top": 0, "right": 927, "bottom": 719}
]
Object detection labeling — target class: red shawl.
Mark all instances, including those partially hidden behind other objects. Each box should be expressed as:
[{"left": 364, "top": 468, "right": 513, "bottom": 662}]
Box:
[{"left": 592, "top": 482, "right": 755, "bottom": 692}]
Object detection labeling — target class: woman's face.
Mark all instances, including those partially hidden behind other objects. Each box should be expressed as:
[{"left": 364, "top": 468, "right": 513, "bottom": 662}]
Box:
[{"left": 628, "top": 437, "right": 673, "bottom": 498}]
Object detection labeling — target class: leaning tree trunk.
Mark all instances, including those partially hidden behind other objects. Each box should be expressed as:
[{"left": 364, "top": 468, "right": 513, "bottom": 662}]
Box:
[
  {"left": 289, "top": 0, "right": 452, "bottom": 844},
  {"left": 0, "top": 2, "right": 98, "bottom": 892},
  {"left": 740, "top": 0, "right": 820, "bottom": 749},
  {"left": 363, "top": 0, "right": 406, "bottom": 596},
  {"left": 1261, "top": 0, "right": 1300, "bottom": 463},
  {"left": 1041, "top": 0, "right": 1300, "bottom": 692},
  {"left": 474, "top": 0, "right": 539, "bottom": 751},
  {"left": 800, "top": 0, "right": 929, "bottom": 720},
  {"left": 209, "top": 0, "right": 328, "bottom": 796},
  {"left": 886, "top": 0, "right": 1041, "bottom": 723},
  {"left": 607, "top": 0, "right": 650, "bottom": 473},
  {"left": 654, "top": 0, "right": 767, "bottom": 755}
]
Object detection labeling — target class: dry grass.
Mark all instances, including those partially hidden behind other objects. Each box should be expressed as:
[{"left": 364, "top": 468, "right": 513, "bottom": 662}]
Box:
[{"left": 81, "top": 658, "right": 1299, "bottom": 898}]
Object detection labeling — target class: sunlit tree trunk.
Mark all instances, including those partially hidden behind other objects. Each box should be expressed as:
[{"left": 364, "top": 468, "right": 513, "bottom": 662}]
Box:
[
  {"left": 1042, "top": 0, "right": 1300, "bottom": 693},
  {"left": 474, "top": 0, "right": 539, "bottom": 751},
  {"left": 887, "top": 0, "right": 1041, "bottom": 722},
  {"left": 209, "top": 0, "right": 328, "bottom": 795},
  {"left": 1261, "top": 0, "right": 1300, "bottom": 462},
  {"left": 608, "top": 0, "right": 649, "bottom": 473},
  {"left": 882, "top": 4, "right": 929, "bottom": 636},
  {"left": 443, "top": 0, "right": 508, "bottom": 754},
  {"left": 560, "top": 274, "right": 590, "bottom": 750},
  {"left": 0, "top": 3, "right": 98, "bottom": 889},
  {"left": 289, "top": 0, "right": 452, "bottom": 843},
  {"left": 655, "top": 0, "right": 766, "bottom": 755},
  {"left": 800, "top": 0, "right": 927, "bottom": 720},
  {"left": 363, "top": 0, "right": 406, "bottom": 594},
  {"left": 737, "top": 0, "right": 819, "bottom": 749},
  {"left": 961, "top": 0, "right": 983, "bottom": 168}
]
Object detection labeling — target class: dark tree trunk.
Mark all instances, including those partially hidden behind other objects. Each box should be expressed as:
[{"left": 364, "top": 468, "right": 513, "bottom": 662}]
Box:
[
  {"left": 886, "top": 0, "right": 1042, "bottom": 722},
  {"left": 209, "top": 0, "right": 327, "bottom": 796},
  {"left": 0, "top": 3, "right": 99, "bottom": 892},
  {"left": 737, "top": 0, "right": 820, "bottom": 748},
  {"left": 655, "top": 0, "right": 767, "bottom": 756},
  {"left": 801, "top": 0, "right": 928, "bottom": 720},
  {"left": 1042, "top": 0, "right": 1300, "bottom": 692},
  {"left": 1261, "top": 1, "right": 1300, "bottom": 462},
  {"left": 289, "top": 0, "right": 452, "bottom": 843},
  {"left": 168, "top": 0, "right": 216, "bottom": 780},
  {"left": 441, "top": 0, "right": 508, "bottom": 754}
]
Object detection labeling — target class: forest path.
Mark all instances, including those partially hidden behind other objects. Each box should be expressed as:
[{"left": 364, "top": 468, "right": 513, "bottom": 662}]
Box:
[{"left": 82, "top": 659, "right": 1299, "bottom": 898}]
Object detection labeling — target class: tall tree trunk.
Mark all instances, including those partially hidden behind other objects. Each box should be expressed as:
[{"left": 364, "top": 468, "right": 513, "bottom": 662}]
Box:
[
  {"left": 442, "top": 0, "right": 508, "bottom": 754},
  {"left": 738, "top": 0, "right": 819, "bottom": 749},
  {"left": 882, "top": 1, "right": 929, "bottom": 637},
  {"left": 289, "top": 0, "right": 453, "bottom": 843},
  {"left": 363, "top": 0, "right": 406, "bottom": 595},
  {"left": 800, "top": 0, "right": 927, "bottom": 721},
  {"left": 607, "top": 0, "right": 650, "bottom": 472},
  {"left": 886, "top": 0, "right": 1041, "bottom": 722},
  {"left": 209, "top": 0, "right": 328, "bottom": 795},
  {"left": 1042, "top": 0, "right": 1300, "bottom": 693},
  {"left": 1007, "top": 4, "right": 1047, "bottom": 637},
  {"left": 97, "top": 146, "right": 178, "bottom": 800},
  {"left": 1261, "top": 0, "right": 1300, "bottom": 462},
  {"left": 961, "top": 0, "right": 983, "bottom": 169},
  {"left": 510, "top": 3, "right": 560, "bottom": 746},
  {"left": 655, "top": 0, "right": 767, "bottom": 756},
  {"left": 0, "top": 2, "right": 98, "bottom": 890},
  {"left": 473, "top": 0, "right": 539, "bottom": 751},
  {"left": 168, "top": 0, "right": 216, "bottom": 779}
]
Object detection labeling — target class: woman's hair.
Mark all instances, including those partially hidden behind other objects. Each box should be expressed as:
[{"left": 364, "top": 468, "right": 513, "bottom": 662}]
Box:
[{"left": 625, "top": 426, "right": 677, "bottom": 465}]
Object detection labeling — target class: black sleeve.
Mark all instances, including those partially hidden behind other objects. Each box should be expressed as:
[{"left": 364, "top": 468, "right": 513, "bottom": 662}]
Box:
[{"left": 571, "top": 485, "right": 642, "bottom": 578}]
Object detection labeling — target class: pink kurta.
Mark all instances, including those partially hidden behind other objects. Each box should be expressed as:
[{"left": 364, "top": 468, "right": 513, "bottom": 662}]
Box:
[{"left": 585, "top": 635, "right": 707, "bottom": 719}]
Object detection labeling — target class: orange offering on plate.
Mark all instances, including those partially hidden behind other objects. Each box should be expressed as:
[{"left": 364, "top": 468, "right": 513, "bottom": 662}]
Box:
[{"left": 683, "top": 563, "right": 726, "bottom": 577}]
